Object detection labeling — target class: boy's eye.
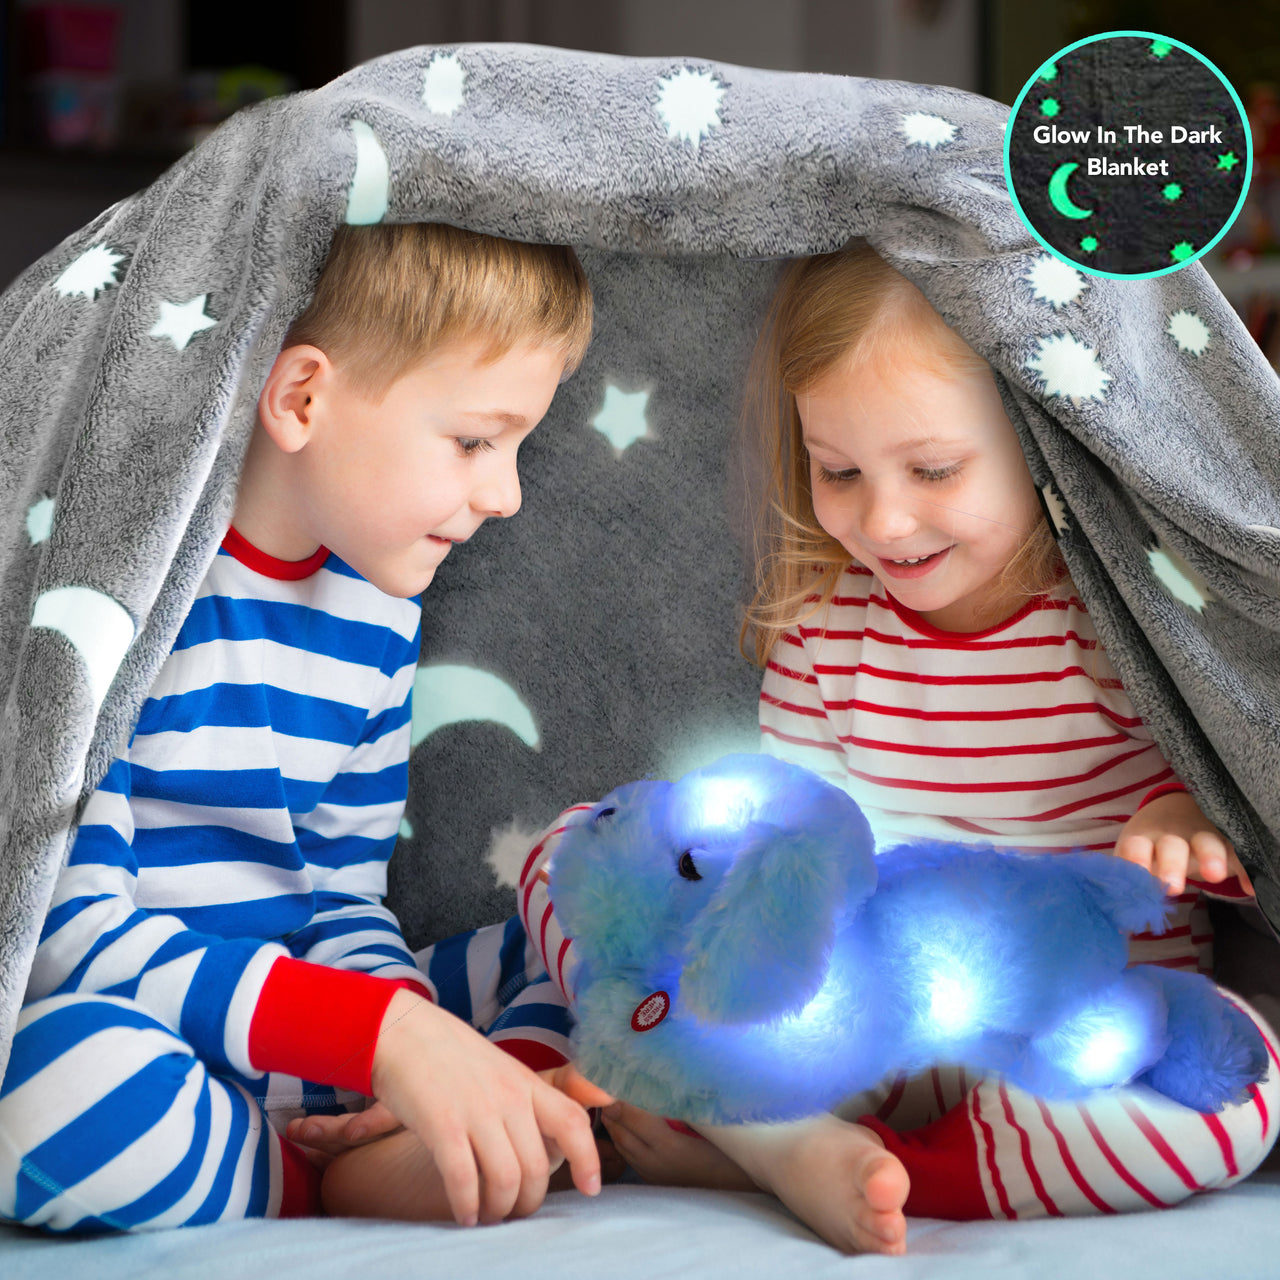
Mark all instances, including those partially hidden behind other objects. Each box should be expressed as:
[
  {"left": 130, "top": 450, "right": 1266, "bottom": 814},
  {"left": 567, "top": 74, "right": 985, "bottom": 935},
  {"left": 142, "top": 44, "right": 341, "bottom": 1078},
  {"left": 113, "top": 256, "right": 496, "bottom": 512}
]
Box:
[
  {"left": 817, "top": 465, "right": 859, "bottom": 484},
  {"left": 455, "top": 437, "right": 496, "bottom": 457}
]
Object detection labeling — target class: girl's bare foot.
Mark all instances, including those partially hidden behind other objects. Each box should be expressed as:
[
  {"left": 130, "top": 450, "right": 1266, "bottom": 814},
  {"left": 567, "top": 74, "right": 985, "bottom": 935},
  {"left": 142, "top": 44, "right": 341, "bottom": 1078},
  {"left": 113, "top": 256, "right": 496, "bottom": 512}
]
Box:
[{"left": 699, "top": 1114, "right": 910, "bottom": 1255}]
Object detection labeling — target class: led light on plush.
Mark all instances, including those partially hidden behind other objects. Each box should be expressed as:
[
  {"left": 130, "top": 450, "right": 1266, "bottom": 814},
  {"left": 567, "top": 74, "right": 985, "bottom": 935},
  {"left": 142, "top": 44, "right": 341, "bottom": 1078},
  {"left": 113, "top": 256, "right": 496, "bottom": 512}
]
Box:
[{"left": 549, "top": 753, "right": 1269, "bottom": 1126}]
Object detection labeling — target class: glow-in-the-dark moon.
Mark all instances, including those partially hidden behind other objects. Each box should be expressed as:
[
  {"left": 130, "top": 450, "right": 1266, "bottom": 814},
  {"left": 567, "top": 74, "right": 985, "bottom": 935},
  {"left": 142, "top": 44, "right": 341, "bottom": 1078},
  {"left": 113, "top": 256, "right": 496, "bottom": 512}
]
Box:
[{"left": 1047, "top": 162, "right": 1094, "bottom": 220}]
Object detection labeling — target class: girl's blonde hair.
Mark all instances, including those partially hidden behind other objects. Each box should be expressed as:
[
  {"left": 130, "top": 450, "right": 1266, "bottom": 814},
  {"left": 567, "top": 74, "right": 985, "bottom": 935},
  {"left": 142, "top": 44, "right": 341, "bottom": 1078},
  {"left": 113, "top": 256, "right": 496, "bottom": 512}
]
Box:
[
  {"left": 284, "top": 223, "right": 593, "bottom": 399},
  {"left": 741, "top": 240, "right": 1064, "bottom": 666}
]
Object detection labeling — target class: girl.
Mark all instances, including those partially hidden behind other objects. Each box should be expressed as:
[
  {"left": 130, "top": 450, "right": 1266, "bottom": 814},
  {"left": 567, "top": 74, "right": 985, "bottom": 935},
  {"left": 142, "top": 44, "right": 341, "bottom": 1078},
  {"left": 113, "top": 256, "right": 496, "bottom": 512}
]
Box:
[
  {"left": 307, "top": 241, "right": 1279, "bottom": 1253},
  {"left": 525, "top": 240, "right": 1278, "bottom": 1254}
]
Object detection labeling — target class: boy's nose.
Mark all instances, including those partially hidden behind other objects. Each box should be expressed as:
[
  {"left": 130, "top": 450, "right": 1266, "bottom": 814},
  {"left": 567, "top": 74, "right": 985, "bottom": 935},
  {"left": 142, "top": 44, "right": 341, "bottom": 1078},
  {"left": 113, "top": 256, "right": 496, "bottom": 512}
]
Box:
[{"left": 473, "top": 460, "right": 522, "bottom": 519}]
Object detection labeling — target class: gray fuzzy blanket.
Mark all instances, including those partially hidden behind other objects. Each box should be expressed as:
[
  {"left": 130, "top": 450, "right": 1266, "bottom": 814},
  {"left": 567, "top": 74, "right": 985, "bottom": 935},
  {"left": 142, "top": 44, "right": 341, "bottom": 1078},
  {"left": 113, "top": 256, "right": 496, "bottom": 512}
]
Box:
[{"left": 3, "top": 43, "right": 1280, "bottom": 1080}]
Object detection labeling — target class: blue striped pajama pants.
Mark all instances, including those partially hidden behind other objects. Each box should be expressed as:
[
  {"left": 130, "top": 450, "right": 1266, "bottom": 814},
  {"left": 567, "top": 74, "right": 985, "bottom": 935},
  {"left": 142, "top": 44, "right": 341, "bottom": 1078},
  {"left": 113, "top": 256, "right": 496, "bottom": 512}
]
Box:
[{"left": 0, "top": 916, "right": 570, "bottom": 1234}]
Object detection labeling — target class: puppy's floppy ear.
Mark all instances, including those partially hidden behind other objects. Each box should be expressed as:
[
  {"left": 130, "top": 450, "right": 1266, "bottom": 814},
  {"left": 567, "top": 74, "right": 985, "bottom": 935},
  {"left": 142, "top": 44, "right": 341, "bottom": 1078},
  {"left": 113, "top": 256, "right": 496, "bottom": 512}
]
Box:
[{"left": 679, "top": 820, "right": 868, "bottom": 1024}]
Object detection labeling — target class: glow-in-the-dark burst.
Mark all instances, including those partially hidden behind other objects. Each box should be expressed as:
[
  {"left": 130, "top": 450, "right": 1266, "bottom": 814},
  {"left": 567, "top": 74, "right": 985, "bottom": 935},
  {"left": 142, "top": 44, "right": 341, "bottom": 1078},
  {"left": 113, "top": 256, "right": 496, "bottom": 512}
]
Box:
[
  {"left": 1162, "top": 182, "right": 1182, "bottom": 201},
  {"left": 1025, "top": 333, "right": 1111, "bottom": 403},
  {"left": 1040, "top": 98, "right": 1060, "bottom": 118},
  {"left": 1025, "top": 254, "right": 1086, "bottom": 309},
  {"left": 1167, "top": 310, "right": 1210, "bottom": 356},
  {"left": 1148, "top": 544, "right": 1213, "bottom": 612},
  {"left": 26, "top": 497, "right": 55, "bottom": 545},
  {"left": 900, "top": 112, "right": 956, "bottom": 149},
  {"left": 655, "top": 68, "right": 725, "bottom": 148},
  {"left": 422, "top": 52, "right": 466, "bottom": 115},
  {"left": 1041, "top": 483, "right": 1071, "bottom": 535},
  {"left": 1170, "top": 241, "right": 1195, "bottom": 263},
  {"left": 54, "top": 244, "right": 125, "bottom": 300}
]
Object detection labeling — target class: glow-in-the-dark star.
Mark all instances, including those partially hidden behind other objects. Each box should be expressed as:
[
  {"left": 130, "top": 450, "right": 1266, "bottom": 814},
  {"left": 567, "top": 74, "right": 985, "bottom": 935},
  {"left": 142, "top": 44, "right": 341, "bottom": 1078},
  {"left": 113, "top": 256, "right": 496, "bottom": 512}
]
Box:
[
  {"left": 149, "top": 295, "right": 217, "bottom": 350},
  {"left": 655, "top": 68, "right": 725, "bottom": 148},
  {"left": 1170, "top": 241, "right": 1195, "bottom": 263},
  {"left": 1150, "top": 40, "right": 1173, "bottom": 58},
  {"left": 1040, "top": 98, "right": 1060, "bottom": 118},
  {"left": 592, "top": 383, "right": 651, "bottom": 453},
  {"left": 54, "top": 243, "right": 125, "bottom": 300},
  {"left": 346, "top": 119, "right": 389, "bottom": 225},
  {"left": 1041, "top": 483, "right": 1071, "bottom": 535},
  {"left": 1217, "top": 152, "right": 1240, "bottom": 171},
  {"left": 1162, "top": 183, "right": 1182, "bottom": 201},
  {"left": 1148, "top": 543, "right": 1213, "bottom": 612},
  {"left": 1039, "top": 61, "right": 1058, "bottom": 82},
  {"left": 1025, "top": 254, "right": 1087, "bottom": 309},
  {"left": 901, "top": 112, "right": 956, "bottom": 148},
  {"left": 1025, "top": 333, "right": 1111, "bottom": 404},
  {"left": 422, "top": 51, "right": 466, "bottom": 115},
  {"left": 1079, "top": 235, "right": 1099, "bottom": 253},
  {"left": 1167, "top": 310, "right": 1210, "bottom": 355},
  {"left": 26, "top": 496, "right": 55, "bottom": 545}
]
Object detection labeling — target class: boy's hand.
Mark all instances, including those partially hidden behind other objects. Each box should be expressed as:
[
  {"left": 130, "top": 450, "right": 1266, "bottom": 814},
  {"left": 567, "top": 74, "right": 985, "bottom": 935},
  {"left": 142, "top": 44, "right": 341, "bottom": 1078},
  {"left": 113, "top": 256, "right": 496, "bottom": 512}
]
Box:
[
  {"left": 368, "top": 989, "right": 602, "bottom": 1226},
  {"left": 286, "top": 1063, "right": 613, "bottom": 1158},
  {"left": 1115, "top": 791, "right": 1255, "bottom": 898}
]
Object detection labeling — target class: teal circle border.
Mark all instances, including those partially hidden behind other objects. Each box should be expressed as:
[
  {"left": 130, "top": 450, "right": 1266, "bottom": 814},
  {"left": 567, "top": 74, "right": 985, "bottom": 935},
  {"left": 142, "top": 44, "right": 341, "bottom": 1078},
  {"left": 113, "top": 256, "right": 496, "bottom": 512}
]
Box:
[{"left": 1002, "top": 30, "right": 1253, "bottom": 281}]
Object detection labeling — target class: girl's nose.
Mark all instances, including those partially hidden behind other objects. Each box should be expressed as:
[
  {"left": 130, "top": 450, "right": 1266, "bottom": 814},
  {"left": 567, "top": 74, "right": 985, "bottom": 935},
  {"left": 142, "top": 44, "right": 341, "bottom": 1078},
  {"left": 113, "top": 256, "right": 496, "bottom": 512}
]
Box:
[{"left": 857, "top": 483, "right": 917, "bottom": 545}]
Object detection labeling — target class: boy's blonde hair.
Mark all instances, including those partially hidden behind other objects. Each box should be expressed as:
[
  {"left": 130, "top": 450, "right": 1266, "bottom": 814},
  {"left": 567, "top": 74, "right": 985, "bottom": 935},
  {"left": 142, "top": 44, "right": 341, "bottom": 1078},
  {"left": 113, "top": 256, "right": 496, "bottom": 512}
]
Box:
[
  {"left": 742, "top": 239, "right": 1063, "bottom": 666},
  {"left": 284, "top": 222, "right": 593, "bottom": 397}
]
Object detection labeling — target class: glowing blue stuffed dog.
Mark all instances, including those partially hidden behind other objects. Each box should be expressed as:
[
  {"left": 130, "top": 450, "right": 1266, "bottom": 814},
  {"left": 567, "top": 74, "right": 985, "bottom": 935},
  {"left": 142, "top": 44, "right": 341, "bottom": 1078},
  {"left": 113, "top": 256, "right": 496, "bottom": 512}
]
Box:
[{"left": 548, "top": 753, "right": 1268, "bottom": 1125}]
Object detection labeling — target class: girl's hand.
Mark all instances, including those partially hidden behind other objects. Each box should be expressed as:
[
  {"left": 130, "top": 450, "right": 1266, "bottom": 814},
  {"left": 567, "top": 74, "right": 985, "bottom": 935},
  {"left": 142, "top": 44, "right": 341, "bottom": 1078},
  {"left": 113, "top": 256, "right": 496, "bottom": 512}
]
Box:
[
  {"left": 600, "top": 1099, "right": 757, "bottom": 1191},
  {"left": 1114, "top": 791, "right": 1255, "bottom": 897},
  {"left": 286, "top": 1100, "right": 402, "bottom": 1156}
]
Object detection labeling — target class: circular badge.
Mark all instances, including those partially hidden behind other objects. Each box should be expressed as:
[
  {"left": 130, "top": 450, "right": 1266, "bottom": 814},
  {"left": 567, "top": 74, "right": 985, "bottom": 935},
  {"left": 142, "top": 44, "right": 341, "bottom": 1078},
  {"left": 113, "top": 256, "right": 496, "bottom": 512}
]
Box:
[
  {"left": 1004, "top": 31, "right": 1250, "bottom": 279},
  {"left": 630, "top": 990, "right": 670, "bottom": 1032}
]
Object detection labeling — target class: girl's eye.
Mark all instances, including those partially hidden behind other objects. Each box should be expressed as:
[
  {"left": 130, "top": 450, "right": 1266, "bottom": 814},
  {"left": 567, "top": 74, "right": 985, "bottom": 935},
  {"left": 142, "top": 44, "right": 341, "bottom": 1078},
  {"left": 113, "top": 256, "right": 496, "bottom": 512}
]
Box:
[
  {"left": 914, "top": 464, "right": 961, "bottom": 482},
  {"left": 677, "top": 850, "right": 703, "bottom": 881},
  {"left": 817, "top": 465, "right": 859, "bottom": 484},
  {"left": 456, "top": 437, "right": 496, "bottom": 457}
]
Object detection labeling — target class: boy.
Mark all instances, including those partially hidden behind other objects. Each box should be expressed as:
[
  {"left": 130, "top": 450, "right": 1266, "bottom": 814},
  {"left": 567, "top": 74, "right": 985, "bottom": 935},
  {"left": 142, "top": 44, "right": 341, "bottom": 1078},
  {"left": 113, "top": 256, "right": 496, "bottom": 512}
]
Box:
[{"left": 0, "top": 222, "right": 602, "bottom": 1233}]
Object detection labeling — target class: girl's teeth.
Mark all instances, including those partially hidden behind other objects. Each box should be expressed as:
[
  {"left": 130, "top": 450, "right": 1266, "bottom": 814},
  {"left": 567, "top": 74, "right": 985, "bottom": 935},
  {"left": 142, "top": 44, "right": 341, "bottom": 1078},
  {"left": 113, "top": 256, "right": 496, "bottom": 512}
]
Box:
[{"left": 894, "top": 554, "right": 931, "bottom": 565}]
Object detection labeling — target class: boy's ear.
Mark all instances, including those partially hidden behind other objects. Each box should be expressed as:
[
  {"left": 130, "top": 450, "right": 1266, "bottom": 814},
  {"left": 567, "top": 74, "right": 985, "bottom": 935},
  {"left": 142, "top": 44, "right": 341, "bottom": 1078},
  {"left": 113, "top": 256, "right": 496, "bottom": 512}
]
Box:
[{"left": 257, "top": 344, "right": 331, "bottom": 453}]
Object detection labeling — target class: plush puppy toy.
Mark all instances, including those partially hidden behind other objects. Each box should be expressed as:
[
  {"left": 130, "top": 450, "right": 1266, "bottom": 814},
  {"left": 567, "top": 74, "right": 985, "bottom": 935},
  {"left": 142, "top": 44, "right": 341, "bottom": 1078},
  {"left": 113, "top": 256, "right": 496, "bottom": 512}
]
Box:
[{"left": 548, "top": 753, "right": 1268, "bottom": 1125}]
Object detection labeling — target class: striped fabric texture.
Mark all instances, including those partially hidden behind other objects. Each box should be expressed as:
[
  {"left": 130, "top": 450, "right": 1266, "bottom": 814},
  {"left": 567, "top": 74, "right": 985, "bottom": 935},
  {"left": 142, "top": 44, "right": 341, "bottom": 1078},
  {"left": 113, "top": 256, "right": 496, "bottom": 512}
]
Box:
[
  {"left": 25, "top": 540, "right": 426, "bottom": 1081},
  {"left": 759, "top": 565, "right": 1233, "bottom": 972}
]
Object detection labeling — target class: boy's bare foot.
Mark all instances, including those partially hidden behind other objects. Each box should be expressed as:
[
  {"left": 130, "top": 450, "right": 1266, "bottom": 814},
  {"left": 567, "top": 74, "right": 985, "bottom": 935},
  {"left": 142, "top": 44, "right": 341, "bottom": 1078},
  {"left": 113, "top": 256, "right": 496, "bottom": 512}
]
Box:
[{"left": 700, "top": 1114, "right": 910, "bottom": 1255}]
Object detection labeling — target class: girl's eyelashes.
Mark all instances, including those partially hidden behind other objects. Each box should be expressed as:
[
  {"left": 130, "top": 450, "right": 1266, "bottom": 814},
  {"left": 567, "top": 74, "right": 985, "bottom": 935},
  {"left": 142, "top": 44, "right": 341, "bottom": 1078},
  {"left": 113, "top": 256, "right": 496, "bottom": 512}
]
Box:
[
  {"left": 455, "top": 437, "right": 496, "bottom": 457},
  {"left": 914, "top": 463, "right": 962, "bottom": 482},
  {"left": 815, "top": 462, "right": 962, "bottom": 484}
]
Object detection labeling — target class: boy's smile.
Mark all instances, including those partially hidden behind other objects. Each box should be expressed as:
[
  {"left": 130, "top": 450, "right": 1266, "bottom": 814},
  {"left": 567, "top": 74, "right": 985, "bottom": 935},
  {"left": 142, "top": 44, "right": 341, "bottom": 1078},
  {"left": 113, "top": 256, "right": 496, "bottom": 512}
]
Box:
[
  {"left": 239, "top": 336, "right": 567, "bottom": 598},
  {"left": 799, "top": 352, "right": 1042, "bottom": 632}
]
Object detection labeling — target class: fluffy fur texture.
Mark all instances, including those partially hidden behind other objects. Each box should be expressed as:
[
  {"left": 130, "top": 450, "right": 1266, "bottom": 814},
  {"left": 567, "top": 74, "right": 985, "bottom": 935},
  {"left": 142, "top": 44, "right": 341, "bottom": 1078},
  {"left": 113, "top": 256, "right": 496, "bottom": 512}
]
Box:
[{"left": 549, "top": 754, "right": 1269, "bottom": 1124}]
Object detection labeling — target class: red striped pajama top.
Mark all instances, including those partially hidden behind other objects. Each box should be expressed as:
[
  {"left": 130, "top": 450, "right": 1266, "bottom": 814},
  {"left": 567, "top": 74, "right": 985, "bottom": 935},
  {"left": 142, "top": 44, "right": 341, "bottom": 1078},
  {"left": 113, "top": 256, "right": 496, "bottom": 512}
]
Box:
[{"left": 759, "top": 564, "right": 1225, "bottom": 972}]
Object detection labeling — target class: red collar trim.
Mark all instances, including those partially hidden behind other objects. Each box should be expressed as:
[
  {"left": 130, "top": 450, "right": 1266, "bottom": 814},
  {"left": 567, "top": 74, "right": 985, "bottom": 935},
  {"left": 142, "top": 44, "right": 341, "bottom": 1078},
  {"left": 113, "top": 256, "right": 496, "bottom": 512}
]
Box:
[{"left": 221, "top": 526, "right": 330, "bottom": 580}]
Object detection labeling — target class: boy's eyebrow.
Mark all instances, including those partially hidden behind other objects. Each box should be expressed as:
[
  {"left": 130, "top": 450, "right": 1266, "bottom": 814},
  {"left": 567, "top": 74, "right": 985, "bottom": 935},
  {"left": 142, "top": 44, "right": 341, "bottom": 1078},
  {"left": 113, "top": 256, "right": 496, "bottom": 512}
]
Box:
[{"left": 459, "top": 410, "right": 532, "bottom": 429}]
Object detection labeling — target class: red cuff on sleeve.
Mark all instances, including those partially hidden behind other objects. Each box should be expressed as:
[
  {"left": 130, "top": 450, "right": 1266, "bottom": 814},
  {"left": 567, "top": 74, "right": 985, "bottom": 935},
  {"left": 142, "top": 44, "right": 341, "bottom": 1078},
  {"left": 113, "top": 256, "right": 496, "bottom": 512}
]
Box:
[
  {"left": 491, "top": 1037, "right": 568, "bottom": 1073},
  {"left": 247, "top": 957, "right": 429, "bottom": 1095},
  {"left": 1137, "top": 782, "right": 1189, "bottom": 811}
]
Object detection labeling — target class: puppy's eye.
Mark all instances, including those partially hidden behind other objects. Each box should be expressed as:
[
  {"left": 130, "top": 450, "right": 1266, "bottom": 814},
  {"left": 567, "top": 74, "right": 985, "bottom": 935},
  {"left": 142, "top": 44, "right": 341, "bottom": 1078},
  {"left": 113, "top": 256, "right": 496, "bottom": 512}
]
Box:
[
  {"left": 677, "top": 850, "right": 702, "bottom": 881},
  {"left": 593, "top": 806, "right": 617, "bottom": 825}
]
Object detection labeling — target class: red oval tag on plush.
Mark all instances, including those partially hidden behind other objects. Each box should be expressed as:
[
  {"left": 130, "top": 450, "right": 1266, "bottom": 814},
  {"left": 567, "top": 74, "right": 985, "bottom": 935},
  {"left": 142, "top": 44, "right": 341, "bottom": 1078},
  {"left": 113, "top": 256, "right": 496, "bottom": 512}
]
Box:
[{"left": 630, "top": 990, "right": 670, "bottom": 1032}]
